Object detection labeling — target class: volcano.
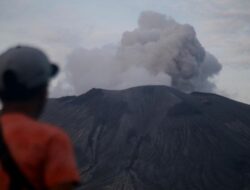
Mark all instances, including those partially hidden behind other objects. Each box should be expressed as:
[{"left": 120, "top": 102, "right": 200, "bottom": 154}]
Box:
[{"left": 42, "top": 85, "right": 250, "bottom": 190}]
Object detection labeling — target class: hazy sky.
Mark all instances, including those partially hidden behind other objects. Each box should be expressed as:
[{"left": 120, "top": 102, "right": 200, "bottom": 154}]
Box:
[{"left": 0, "top": 0, "right": 250, "bottom": 103}]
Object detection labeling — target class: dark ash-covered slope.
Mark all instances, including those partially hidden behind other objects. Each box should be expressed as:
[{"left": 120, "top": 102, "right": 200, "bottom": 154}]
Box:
[{"left": 42, "top": 85, "right": 250, "bottom": 190}]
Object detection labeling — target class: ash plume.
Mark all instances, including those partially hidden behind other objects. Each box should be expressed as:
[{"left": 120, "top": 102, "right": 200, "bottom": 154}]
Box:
[{"left": 57, "top": 11, "right": 222, "bottom": 95}]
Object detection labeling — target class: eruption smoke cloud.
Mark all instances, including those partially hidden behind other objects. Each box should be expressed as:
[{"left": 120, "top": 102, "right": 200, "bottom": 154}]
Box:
[{"left": 57, "top": 11, "right": 222, "bottom": 95}]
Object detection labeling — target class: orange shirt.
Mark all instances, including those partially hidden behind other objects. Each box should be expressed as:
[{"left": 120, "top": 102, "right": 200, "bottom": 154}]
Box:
[{"left": 0, "top": 113, "right": 80, "bottom": 190}]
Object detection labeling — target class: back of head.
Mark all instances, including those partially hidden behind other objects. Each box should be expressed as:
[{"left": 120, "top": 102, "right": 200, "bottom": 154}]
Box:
[
  {"left": 0, "top": 45, "right": 59, "bottom": 103},
  {"left": 0, "top": 70, "right": 47, "bottom": 102}
]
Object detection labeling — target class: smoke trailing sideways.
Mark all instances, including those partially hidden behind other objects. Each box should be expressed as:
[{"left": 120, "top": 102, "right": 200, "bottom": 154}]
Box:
[{"left": 58, "top": 11, "right": 222, "bottom": 95}]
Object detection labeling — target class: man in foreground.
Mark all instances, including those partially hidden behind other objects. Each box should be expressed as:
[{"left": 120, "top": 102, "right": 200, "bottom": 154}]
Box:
[{"left": 0, "top": 46, "right": 80, "bottom": 190}]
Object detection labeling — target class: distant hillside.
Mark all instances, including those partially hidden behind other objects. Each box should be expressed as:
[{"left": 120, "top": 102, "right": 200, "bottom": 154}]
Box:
[{"left": 42, "top": 85, "right": 250, "bottom": 190}]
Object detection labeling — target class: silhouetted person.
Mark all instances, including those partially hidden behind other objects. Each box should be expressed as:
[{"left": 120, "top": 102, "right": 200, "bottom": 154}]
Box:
[{"left": 0, "top": 46, "right": 80, "bottom": 190}]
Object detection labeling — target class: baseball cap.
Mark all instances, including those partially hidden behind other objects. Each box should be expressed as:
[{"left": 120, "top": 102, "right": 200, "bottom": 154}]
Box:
[{"left": 0, "top": 45, "right": 59, "bottom": 91}]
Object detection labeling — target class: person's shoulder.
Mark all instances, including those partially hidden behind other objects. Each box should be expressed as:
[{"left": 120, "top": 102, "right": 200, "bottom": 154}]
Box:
[
  {"left": 34, "top": 121, "right": 74, "bottom": 151},
  {"left": 36, "top": 121, "right": 69, "bottom": 140}
]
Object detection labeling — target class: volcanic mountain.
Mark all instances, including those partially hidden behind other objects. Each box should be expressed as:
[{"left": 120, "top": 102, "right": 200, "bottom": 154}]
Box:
[{"left": 42, "top": 85, "right": 250, "bottom": 190}]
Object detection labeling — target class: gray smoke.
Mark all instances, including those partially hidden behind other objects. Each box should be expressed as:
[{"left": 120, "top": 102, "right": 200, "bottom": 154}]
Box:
[{"left": 56, "top": 11, "right": 222, "bottom": 96}]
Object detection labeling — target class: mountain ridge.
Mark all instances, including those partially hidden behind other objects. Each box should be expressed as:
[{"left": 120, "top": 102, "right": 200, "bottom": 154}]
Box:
[{"left": 42, "top": 85, "right": 250, "bottom": 190}]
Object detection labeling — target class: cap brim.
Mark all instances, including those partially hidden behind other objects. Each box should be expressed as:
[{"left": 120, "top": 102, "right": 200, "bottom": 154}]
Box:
[{"left": 50, "top": 63, "right": 59, "bottom": 78}]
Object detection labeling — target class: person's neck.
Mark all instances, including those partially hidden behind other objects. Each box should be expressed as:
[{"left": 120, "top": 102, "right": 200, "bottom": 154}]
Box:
[{"left": 2, "top": 102, "right": 40, "bottom": 119}]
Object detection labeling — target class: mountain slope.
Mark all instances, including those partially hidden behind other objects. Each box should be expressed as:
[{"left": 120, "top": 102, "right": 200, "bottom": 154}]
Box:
[{"left": 42, "top": 85, "right": 250, "bottom": 190}]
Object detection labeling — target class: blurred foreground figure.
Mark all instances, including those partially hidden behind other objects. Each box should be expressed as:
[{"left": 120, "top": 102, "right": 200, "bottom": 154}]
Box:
[{"left": 0, "top": 46, "right": 80, "bottom": 190}]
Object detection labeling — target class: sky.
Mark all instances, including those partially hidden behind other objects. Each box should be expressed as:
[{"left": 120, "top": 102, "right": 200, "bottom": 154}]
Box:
[{"left": 0, "top": 0, "right": 250, "bottom": 103}]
